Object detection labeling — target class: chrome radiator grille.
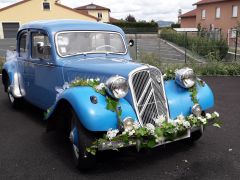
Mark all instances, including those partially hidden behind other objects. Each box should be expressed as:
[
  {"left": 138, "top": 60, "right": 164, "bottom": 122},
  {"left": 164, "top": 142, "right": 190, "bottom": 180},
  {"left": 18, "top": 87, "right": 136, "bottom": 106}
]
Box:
[{"left": 129, "top": 67, "right": 169, "bottom": 126}]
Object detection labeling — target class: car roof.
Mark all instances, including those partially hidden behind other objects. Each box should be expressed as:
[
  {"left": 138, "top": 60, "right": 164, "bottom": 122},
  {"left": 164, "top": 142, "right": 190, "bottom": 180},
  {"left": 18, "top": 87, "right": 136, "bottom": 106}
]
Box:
[{"left": 19, "top": 19, "right": 124, "bottom": 34}]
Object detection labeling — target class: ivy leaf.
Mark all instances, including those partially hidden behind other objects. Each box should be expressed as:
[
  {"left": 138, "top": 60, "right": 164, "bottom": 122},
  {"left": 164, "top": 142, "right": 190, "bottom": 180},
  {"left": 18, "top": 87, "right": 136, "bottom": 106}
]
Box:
[
  {"left": 135, "top": 128, "right": 148, "bottom": 137},
  {"left": 155, "top": 127, "right": 163, "bottom": 137},
  {"left": 106, "top": 96, "right": 119, "bottom": 112},
  {"left": 147, "top": 139, "right": 157, "bottom": 148},
  {"left": 213, "top": 122, "right": 221, "bottom": 128}
]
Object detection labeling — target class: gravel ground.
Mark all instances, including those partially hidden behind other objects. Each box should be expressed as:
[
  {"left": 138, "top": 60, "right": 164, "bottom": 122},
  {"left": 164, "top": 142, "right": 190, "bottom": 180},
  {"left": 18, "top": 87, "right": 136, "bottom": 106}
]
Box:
[{"left": 0, "top": 76, "right": 239, "bottom": 180}]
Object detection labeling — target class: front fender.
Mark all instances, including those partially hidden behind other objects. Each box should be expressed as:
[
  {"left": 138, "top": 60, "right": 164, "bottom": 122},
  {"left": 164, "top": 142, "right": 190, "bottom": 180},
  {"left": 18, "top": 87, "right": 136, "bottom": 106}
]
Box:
[
  {"left": 46, "top": 87, "right": 137, "bottom": 131},
  {"left": 165, "top": 80, "right": 214, "bottom": 119}
]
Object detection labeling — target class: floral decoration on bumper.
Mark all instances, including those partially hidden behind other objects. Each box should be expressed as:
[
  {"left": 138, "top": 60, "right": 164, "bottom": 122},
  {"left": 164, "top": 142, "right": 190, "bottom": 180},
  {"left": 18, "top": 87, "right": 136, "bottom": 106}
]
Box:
[{"left": 86, "top": 112, "right": 221, "bottom": 156}]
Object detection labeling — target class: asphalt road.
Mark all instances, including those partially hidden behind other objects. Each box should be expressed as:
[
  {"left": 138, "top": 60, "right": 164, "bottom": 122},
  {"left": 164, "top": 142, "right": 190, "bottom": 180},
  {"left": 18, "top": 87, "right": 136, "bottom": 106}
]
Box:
[{"left": 0, "top": 77, "right": 240, "bottom": 179}]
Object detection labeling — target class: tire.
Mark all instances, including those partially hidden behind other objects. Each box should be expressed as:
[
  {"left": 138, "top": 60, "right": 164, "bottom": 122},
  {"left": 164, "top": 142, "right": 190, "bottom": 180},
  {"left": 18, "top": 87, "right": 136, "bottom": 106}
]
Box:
[
  {"left": 7, "top": 79, "right": 22, "bottom": 109},
  {"left": 188, "top": 127, "right": 204, "bottom": 143},
  {"left": 69, "top": 109, "right": 97, "bottom": 171}
]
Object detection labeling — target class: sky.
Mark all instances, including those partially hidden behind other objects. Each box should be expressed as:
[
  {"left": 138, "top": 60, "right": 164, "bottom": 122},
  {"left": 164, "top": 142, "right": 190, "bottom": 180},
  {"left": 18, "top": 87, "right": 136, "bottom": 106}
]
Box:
[{"left": 0, "top": 0, "right": 198, "bottom": 22}]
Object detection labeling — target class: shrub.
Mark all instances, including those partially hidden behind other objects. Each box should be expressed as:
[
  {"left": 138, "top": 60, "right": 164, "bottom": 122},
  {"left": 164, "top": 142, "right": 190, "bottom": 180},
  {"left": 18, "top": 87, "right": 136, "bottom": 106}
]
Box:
[
  {"left": 111, "top": 22, "right": 158, "bottom": 33},
  {"left": 140, "top": 52, "right": 240, "bottom": 76},
  {"left": 0, "top": 56, "right": 4, "bottom": 72},
  {"left": 160, "top": 29, "right": 229, "bottom": 61}
]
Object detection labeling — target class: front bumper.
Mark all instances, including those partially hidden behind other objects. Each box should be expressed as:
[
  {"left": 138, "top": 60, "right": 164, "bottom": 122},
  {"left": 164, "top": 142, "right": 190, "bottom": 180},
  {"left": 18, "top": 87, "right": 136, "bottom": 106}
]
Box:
[{"left": 98, "top": 127, "right": 203, "bottom": 151}]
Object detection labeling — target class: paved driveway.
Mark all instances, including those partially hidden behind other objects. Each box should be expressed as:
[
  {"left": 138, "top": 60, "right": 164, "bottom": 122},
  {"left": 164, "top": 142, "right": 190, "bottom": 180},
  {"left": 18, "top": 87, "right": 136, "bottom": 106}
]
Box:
[
  {"left": 0, "top": 39, "right": 16, "bottom": 57},
  {"left": 0, "top": 77, "right": 239, "bottom": 179}
]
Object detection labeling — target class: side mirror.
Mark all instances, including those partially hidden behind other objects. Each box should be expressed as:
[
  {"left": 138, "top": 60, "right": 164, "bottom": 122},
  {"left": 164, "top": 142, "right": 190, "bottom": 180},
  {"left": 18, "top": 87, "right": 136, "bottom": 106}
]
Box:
[
  {"left": 37, "top": 42, "right": 44, "bottom": 54},
  {"left": 129, "top": 39, "right": 134, "bottom": 47},
  {"left": 37, "top": 42, "right": 51, "bottom": 60}
]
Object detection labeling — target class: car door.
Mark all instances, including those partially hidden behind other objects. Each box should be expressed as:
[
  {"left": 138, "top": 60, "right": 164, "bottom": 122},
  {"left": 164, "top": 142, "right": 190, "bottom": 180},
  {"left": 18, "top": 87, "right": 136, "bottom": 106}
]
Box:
[
  {"left": 17, "top": 30, "right": 30, "bottom": 98},
  {"left": 24, "top": 30, "right": 63, "bottom": 110}
]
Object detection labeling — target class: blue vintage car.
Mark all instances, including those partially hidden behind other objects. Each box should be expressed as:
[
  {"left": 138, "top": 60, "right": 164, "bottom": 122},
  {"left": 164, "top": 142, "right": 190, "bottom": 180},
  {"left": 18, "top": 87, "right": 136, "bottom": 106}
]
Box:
[{"left": 2, "top": 20, "right": 215, "bottom": 170}]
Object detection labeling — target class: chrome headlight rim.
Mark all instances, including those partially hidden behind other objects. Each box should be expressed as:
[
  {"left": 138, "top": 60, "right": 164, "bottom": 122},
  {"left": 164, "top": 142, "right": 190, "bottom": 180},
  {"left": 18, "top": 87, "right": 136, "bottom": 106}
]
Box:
[
  {"left": 123, "top": 117, "right": 135, "bottom": 131},
  {"left": 175, "top": 67, "right": 196, "bottom": 89},
  {"left": 192, "top": 104, "right": 202, "bottom": 117},
  {"left": 105, "top": 75, "right": 129, "bottom": 99}
]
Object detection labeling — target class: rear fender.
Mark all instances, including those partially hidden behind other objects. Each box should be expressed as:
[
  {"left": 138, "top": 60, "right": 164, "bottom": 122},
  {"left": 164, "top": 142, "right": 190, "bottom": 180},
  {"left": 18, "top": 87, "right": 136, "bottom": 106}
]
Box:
[{"left": 3, "top": 56, "right": 25, "bottom": 98}]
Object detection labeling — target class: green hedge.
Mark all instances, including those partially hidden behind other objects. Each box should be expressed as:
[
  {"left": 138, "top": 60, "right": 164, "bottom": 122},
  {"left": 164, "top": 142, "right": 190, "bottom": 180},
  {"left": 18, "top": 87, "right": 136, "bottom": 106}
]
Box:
[
  {"left": 0, "top": 57, "right": 4, "bottom": 72},
  {"left": 160, "top": 29, "right": 229, "bottom": 60},
  {"left": 111, "top": 22, "right": 158, "bottom": 33},
  {"left": 140, "top": 52, "right": 240, "bottom": 76}
]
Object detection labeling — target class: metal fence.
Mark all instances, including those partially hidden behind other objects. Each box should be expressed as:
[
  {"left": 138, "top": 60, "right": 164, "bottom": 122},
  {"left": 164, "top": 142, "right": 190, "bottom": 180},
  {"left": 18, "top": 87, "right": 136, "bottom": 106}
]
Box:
[
  {"left": 126, "top": 30, "right": 240, "bottom": 63},
  {"left": 228, "top": 29, "right": 240, "bottom": 61}
]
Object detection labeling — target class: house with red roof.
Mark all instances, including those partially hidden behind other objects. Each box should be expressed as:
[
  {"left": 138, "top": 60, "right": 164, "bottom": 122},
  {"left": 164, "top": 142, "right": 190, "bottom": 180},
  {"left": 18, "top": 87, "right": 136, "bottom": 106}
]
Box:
[
  {"left": 179, "top": 0, "right": 240, "bottom": 44},
  {"left": 75, "top": 3, "right": 111, "bottom": 23}
]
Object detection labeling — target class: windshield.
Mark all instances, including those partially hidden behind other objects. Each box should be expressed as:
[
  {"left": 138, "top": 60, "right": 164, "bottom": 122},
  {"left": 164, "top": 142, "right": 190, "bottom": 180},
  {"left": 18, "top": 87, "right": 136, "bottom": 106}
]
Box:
[{"left": 56, "top": 31, "right": 127, "bottom": 57}]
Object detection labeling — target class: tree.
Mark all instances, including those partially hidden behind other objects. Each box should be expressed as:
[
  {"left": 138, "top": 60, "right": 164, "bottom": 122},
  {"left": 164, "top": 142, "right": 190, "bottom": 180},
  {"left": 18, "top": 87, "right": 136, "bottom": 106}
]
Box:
[{"left": 125, "top": 14, "right": 136, "bottom": 22}]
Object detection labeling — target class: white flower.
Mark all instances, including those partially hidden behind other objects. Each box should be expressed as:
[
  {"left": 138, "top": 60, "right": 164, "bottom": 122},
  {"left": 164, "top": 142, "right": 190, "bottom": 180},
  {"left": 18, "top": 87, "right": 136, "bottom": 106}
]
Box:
[
  {"left": 128, "top": 129, "right": 135, "bottom": 136},
  {"left": 198, "top": 117, "right": 207, "bottom": 125},
  {"left": 155, "top": 136, "right": 165, "bottom": 143},
  {"left": 183, "top": 121, "right": 191, "bottom": 128},
  {"left": 90, "top": 78, "right": 94, "bottom": 82},
  {"left": 146, "top": 123, "right": 155, "bottom": 134},
  {"left": 188, "top": 114, "right": 194, "bottom": 119},
  {"left": 169, "top": 120, "right": 177, "bottom": 127},
  {"left": 95, "top": 83, "right": 105, "bottom": 91},
  {"left": 133, "top": 121, "right": 141, "bottom": 129},
  {"left": 122, "top": 131, "right": 127, "bottom": 135},
  {"left": 106, "top": 129, "right": 119, "bottom": 140},
  {"left": 178, "top": 114, "right": 185, "bottom": 121},
  {"left": 153, "top": 115, "right": 166, "bottom": 127},
  {"left": 96, "top": 78, "right": 100, "bottom": 82},
  {"left": 213, "top": 111, "right": 219, "bottom": 118},
  {"left": 62, "top": 82, "right": 70, "bottom": 90},
  {"left": 206, "top": 113, "right": 212, "bottom": 120},
  {"left": 175, "top": 119, "right": 182, "bottom": 125}
]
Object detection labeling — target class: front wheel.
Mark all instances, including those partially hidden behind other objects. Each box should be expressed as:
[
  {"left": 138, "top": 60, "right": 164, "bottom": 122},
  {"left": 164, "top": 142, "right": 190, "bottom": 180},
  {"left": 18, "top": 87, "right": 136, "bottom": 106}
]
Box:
[
  {"left": 69, "top": 110, "right": 97, "bottom": 171},
  {"left": 188, "top": 126, "right": 204, "bottom": 143}
]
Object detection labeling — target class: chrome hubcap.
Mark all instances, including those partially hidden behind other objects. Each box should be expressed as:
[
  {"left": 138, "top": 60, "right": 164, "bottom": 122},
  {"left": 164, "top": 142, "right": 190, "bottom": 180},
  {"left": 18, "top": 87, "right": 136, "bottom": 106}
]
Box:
[
  {"left": 69, "top": 129, "right": 79, "bottom": 159},
  {"left": 8, "top": 87, "right": 14, "bottom": 103}
]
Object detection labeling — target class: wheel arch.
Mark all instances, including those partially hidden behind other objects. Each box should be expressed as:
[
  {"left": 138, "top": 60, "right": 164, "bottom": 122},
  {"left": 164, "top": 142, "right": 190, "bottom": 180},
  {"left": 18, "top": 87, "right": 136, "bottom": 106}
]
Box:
[
  {"left": 2, "top": 69, "right": 9, "bottom": 92},
  {"left": 46, "top": 98, "right": 73, "bottom": 132}
]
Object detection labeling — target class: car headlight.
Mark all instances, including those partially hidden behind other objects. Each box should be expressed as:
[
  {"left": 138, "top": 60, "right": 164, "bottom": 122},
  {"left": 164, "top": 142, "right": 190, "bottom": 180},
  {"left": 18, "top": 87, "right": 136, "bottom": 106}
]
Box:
[
  {"left": 175, "top": 67, "right": 196, "bottom": 88},
  {"left": 192, "top": 104, "right": 202, "bottom": 117},
  {"left": 105, "top": 75, "right": 129, "bottom": 99}
]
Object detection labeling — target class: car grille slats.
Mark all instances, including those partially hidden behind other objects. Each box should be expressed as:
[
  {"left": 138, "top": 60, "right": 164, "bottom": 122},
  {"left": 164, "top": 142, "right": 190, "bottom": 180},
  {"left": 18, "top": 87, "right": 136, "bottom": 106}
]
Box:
[{"left": 129, "top": 67, "right": 169, "bottom": 126}]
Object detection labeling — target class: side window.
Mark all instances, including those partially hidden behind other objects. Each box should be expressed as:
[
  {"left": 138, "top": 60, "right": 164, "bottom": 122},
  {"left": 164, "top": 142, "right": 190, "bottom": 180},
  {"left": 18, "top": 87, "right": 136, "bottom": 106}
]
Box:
[
  {"left": 31, "top": 32, "right": 51, "bottom": 60},
  {"left": 19, "top": 32, "right": 28, "bottom": 58}
]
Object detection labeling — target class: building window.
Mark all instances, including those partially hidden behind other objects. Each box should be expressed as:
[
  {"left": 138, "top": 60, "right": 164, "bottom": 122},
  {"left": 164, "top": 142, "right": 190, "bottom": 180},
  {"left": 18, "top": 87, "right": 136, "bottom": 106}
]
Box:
[
  {"left": 231, "top": 29, "right": 237, "bottom": 38},
  {"left": 201, "top": 9, "right": 206, "bottom": 19},
  {"left": 43, "top": 2, "right": 50, "bottom": 11},
  {"left": 98, "top": 12, "right": 103, "bottom": 19},
  {"left": 232, "top": 5, "right": 238, "bottom": 17},
  {"left": 215, "top": 7, "right": 221, "bottom": 18}
]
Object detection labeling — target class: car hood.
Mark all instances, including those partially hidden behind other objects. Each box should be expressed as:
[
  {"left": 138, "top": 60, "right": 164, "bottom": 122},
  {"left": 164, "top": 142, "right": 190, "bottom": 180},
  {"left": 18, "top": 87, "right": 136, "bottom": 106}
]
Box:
[{"left": 61, "top": 57, "right": 144, "bottom": 82}]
